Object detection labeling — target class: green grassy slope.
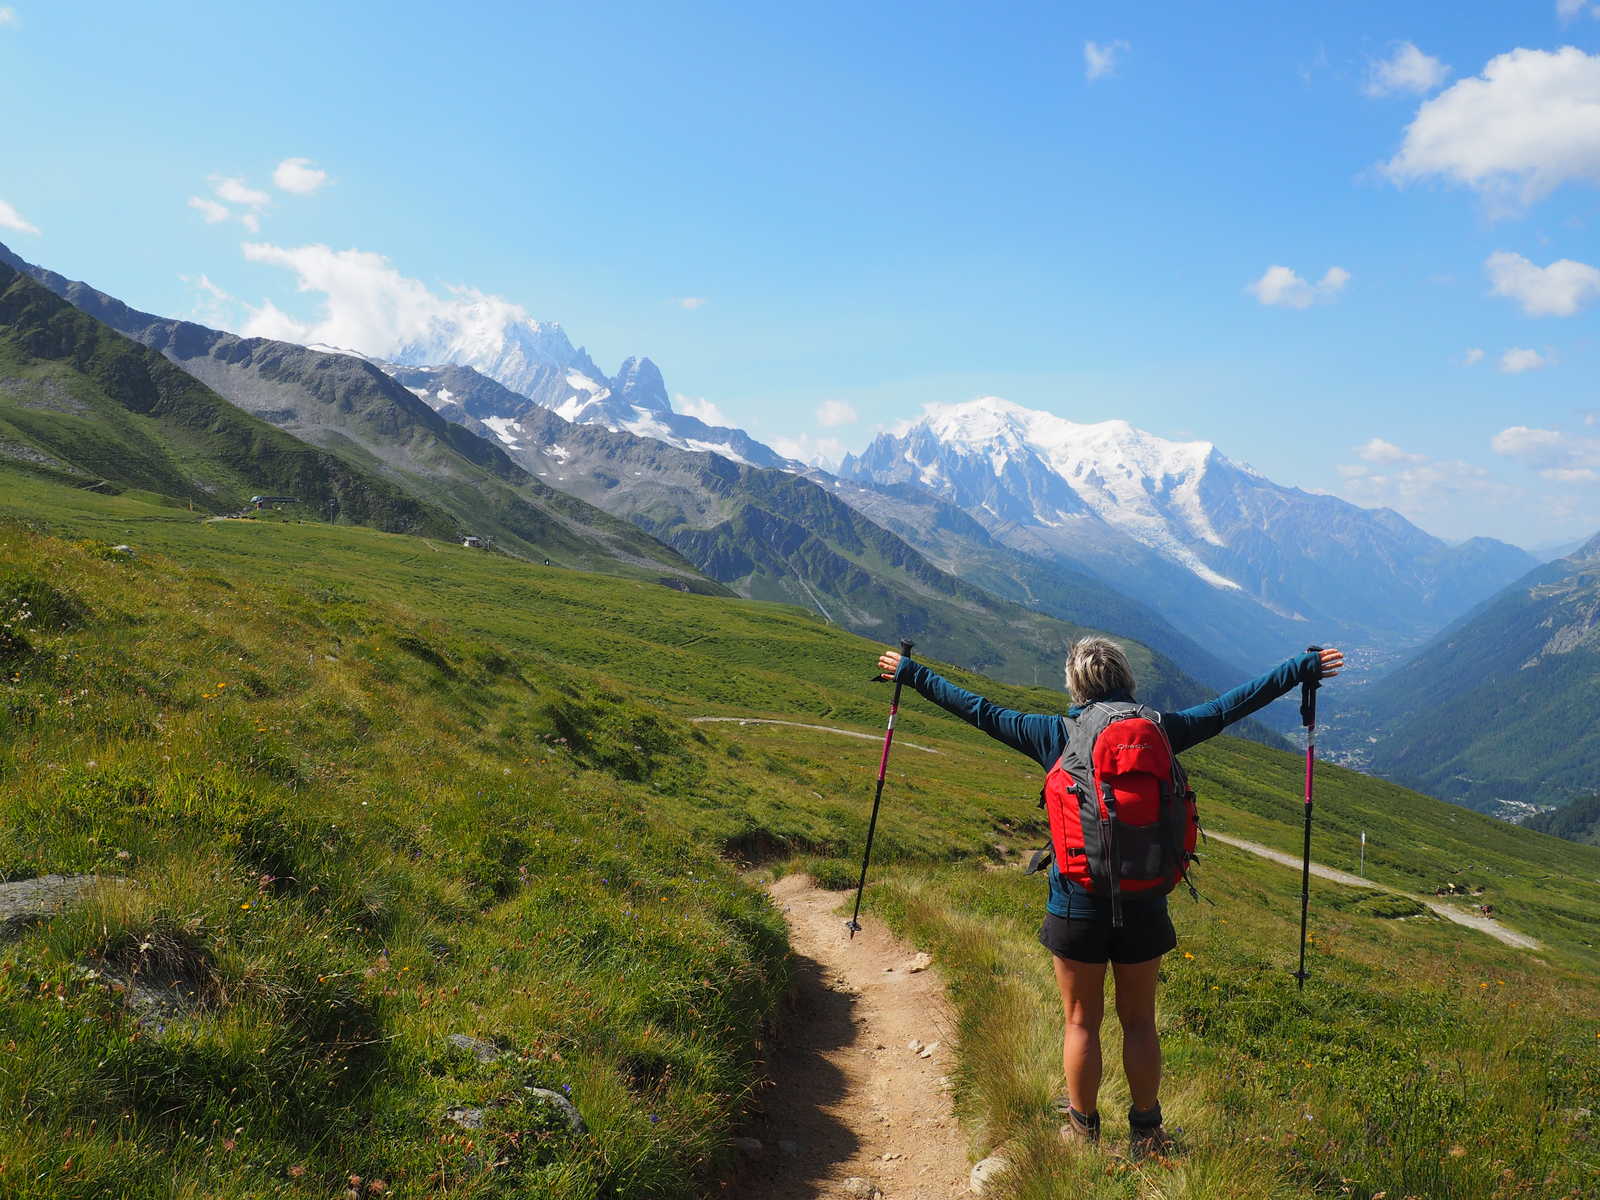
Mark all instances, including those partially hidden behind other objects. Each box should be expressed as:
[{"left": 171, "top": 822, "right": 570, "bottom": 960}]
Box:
[
  {"left": 0, "top": 241, "right": 719, "bottom": 586},
  {"left": 0, "top": 262, "right": 455, "bottom": 536},
  {"left": 1360, "top": 535, "right": 1600, "bottom": 813},
  {"left": 1, "top": 473, "right": 1596, "bottom": 1199}
]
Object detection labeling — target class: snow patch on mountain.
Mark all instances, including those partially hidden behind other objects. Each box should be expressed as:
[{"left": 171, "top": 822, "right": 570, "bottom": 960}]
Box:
[{"left": 909, "top": 398, "right": 1243, "bottom": 590}]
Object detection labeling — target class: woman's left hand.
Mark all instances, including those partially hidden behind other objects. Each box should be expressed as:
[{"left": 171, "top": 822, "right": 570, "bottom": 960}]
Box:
[{"left": 1316, "top": 647, "right": 1344, "bottom": 678}]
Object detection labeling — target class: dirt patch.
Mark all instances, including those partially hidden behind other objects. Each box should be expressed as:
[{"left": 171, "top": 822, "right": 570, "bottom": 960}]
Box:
[{"left": 724, "top": 875, "right": 969, "bottom": 1200}]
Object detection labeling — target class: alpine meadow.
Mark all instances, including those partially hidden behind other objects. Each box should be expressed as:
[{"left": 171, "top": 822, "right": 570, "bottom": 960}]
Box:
[{"left": 4, "top": 3, "right": 1600, "bottom": 1199}]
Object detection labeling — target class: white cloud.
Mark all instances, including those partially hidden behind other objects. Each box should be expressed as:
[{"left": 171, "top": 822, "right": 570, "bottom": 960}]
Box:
[
  {"left": 674, "top": 393, "right": 727, "bottom": 425},
  {"left": 816, "top": 400, "right": 858, "bottom": 428},
  {"left": 0, "top": 7, "right": 16, "bottom": 27},
  {"left": 1338, "top": 448, "right": 1519, "bottom": 517},
  {"left": 1384, "top": 47, "right": 1600, "bottom": 212},
  {"left": 180, "top": 273, "right": 235, "bottom": 327},
  {"left": 0, "top": 197, "right": 39, "bottom": 234},
  {"left": 1499, "top": 346, "right": 1549, "bottom": 373},
  {"left": 188, "top": 196, "right": 230, "bottom": 224},
  {"left": 1084, "top": 39, "right": 1129, "bottom": 82},
  {"left": 770, "top": 433, "right": 848, "bottom": 469},
  {"left": 1463, "top": 347, "right": 1486, "bottom": 365},
  {"left": 1493, "top": 425, "right": 1600, "bottom": 481},
  {"left": 675, "top": 296, "right": 706, "bottom": 310},
  {"left": 273, "top": 157, "right": 328, "bottom": 195},
  {"left": 1485, "top": 249, "right": 1600, "bottom": 316},
  {"left": 1358, "top": 437, "right": 1426, "bottom": 465},
  {"left": 1246, "top": 264, "right": 1350, "bottom": 308},
  {"left": 1557, "top": 1, "right": 1600, "bottom": 23},
  {"left": 213, "top": 176, "right": 271, "bottom": 210},
  {"left": 239, "top": 242, "right": 543, "bottom": 360},
  {"left": 1365, "top": 42, "right": 1450, "bottom": 97},
  {"left": 240, "top": 213, "right": 261, "bottom": 234}
]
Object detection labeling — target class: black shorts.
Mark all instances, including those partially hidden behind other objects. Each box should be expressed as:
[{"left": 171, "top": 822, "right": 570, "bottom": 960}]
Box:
[{"left": 1038, "top": 909, "right": 1177, "bottom": 965}]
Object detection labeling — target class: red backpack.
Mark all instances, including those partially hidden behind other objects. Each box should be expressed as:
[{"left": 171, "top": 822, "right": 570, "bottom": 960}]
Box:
[{"left": 1036, "top": 702, "right": 1199, "bottom": 926}]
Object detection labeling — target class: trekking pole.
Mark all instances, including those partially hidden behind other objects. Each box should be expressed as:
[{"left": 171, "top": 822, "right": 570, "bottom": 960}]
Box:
[
  {"left": 847, "top": 638, "right": 914, "bottom": 938},
  {"left": 1294, "top": 645, "right": 1322, "bottom": 991}
]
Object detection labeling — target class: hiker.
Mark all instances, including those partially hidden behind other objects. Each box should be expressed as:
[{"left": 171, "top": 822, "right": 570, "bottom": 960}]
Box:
[{"left": 875, "top": 638, "right": 1343, "bottom": 1157}]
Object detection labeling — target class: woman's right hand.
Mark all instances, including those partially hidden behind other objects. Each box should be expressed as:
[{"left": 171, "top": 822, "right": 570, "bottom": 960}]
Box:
[
  {"left": 876, "top": 650, "right": 902, "bottom": 681},
  {"left": 1315, "top": 647, "right": 1344, "bottom": 678}
]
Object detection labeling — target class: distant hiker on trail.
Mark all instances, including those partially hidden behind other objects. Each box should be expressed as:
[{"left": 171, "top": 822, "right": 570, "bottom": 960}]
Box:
[{"left": 874, "top": 637, "right": 1343, "bottom": 1158}]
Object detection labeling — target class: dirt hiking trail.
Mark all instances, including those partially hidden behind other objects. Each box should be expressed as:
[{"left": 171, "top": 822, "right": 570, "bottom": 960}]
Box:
[
  {"left": 724, "top": 875, "right": 970, "bottom": 1200},
  {"left": 1209, "top": 832, "right": 1541, "bottom": 951}
]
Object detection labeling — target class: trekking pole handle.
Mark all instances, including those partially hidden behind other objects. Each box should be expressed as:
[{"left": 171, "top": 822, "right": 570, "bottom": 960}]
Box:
[
  {"left": 869, "top": 639, "right": 916, "bottom": 682},
  {"left": 1299, "top": 644, "right": 1322, "bottom": 730}
]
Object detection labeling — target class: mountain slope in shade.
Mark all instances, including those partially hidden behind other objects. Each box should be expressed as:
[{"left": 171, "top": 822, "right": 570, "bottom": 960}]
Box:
[
  {"left": 0, "top": 261, "right": 455, "bottom": 534},
  {"left": 840, "top": 397, "right": 1537, "bottom": 671},
  {"left": 1358, "top": 531, "right": 1600, "bottom": 815},
  {"left": 388, "top": 362, "right": 1261, "bottom": 718},
  {"left": 0, "top": 242, "right": 722, "bottom": 589}
]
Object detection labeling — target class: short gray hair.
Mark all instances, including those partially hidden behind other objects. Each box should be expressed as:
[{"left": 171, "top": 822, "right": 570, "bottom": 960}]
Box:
[{"left": 1064, "top": 636, "right": 1136, "bottom": 703}]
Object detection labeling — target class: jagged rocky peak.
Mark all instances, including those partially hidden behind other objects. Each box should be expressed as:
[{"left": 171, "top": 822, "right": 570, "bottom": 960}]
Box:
[{"left": 612, "top": 357, "right": 671, "bottom": 415}]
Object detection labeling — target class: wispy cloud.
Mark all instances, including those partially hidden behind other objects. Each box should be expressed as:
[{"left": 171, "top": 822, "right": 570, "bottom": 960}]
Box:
[
  {"left": 1084, "top": 39, "right": 1129, "bottom": 82},
  {"left": 1462, "top": 347, "right": 1485, "bottom": 366},
  {"left": 273, "top": 157, "right": 328, "bottom": 195},
  {"left": 1499, "top": 347, "right": 1549, "bottom": 373},
  {"left": 213, "top": 176, "right": 270, "bottom": 209},
  {"left": 1364, "top": 42, "right": 1450, "bottom": 97},
  {"left": 0, "top": 7, "right": 17, "bottom": 28},
  {"left": 1486, "top": 250, "right": 1600, "bottom": 316},
  {"left": 188, "top": 196, "right": 230, "bottom": 224},
  {"left": 674, "top": 296, "right": 707, "bottom": 310},
  {"left": 816, "top": 400, "right": 858, "bottom": 428},
  {"left": 674, "top": 393, "right": 727, "bottom": 425},
  {"left": 239, "top": 241, "right": 541, "bottom": 362},
  {"left": 1492, "top": 424, "right": 1600, "bottom": 482},
  {"left": 769, "top": 432, "right": 847, "bottom": 469},
  {"left": 1557, "top": 1, "right": 1600, "bottom": 23},
  {"left": 1246, "top": 264, "right": 1350, "bottom": 309},
  {"left": 1385, "top": 47, "right": 1600, "bottom": 213},
  {"left": 1338, "top": 438, "right": 1519, "bottom": 518},
  {"left": 0, "top": 197, "right": 39, "bottom": 235}
]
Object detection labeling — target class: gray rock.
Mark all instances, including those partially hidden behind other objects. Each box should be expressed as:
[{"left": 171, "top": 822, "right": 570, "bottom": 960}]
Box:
[
  {"left": 969, "top": 1154, "right": 1010, "bottom": 1195},
  {"left": 0, "top": 875, "right": 112, "bottom": 939},
  {"left": 525, "top": 1087, "right": 586, "bottom": 1133},
  {"left": 840, "top": 1178, "right": 880, "bottom": 1198},
  {"left": 444, "top": 1106, "right": 486, "bottom": 1130},
  {"left": 447, "top": 1033, "right": 503, "bottom": 1063},
  {"left": 733, "top": 1136, "right": 764, "bottom": 1156},
  {"left": 778, "top": 1138, "right": 800, "bottom": 1156}
]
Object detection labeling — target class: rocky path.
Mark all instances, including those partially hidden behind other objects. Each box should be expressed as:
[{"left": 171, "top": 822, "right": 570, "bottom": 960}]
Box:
[
  {"left": 724, "top": 875, "right": 970, "bottom": 1200},
  {"left": 1209, "top": 832, "right": 1541, "bottom": 951}
]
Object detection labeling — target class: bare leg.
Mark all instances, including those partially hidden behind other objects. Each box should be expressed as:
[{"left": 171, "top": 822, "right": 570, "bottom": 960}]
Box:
[
  {"left": 1051, "top": 953, "right": 1108, "bottom": 1115},
  {"left": 1111, "top": 955, "right": 1163, "bottom": 1111}
]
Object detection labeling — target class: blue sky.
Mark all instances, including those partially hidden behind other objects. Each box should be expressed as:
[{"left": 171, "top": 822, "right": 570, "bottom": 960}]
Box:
[{"left": 4, "top": 0, "right": 1600, "bottom": 548}]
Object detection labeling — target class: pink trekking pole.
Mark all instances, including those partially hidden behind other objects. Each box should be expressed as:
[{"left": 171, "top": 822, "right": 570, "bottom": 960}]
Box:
[
  {"left": 847, "top": 638, "right": 914, "bottom": 939},
  {"left": 1294, "top": 645, "right": 1322, "bottom": 990}
]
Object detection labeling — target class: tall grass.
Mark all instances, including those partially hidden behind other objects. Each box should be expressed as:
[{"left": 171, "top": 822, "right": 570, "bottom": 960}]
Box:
[{"left": 870, "top": 860, "right": 1599, "bottom": 1200}]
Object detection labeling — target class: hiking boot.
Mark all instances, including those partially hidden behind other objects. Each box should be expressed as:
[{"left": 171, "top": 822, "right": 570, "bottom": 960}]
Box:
[
  {"left": 1128, "top": 1103, "right": 1182, "bottom": 1161},
  {"left": 1058, "top": 1104, "right": 1100, "bottom": 1145}
]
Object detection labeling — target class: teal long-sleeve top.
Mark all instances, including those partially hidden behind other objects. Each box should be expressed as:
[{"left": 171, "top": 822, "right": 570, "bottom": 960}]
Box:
[{"left": 893, "top": 651, "right": 1323, "bottom": 918}]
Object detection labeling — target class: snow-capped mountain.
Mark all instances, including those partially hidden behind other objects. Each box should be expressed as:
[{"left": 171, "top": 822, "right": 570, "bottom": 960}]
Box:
[
  {"left": 383, "top": 315, "right": 795, "bottom": 469},
  {"left": 840, "top": 397, "right": 1537, "bottom": 669}
]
